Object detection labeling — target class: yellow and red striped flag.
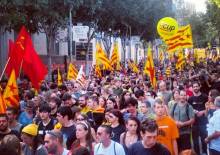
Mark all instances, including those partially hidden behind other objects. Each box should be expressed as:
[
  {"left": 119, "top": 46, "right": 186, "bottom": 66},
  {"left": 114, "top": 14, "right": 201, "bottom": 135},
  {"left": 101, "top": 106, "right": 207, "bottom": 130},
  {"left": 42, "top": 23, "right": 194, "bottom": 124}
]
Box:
[
  {"left": 144, "top": 44, "right": 157, "bottom": 89},
  {"left": 96, "top": 42, "right": 113, "bottom": 71},
  {"left": 159, "top": 48, "right": 164, "bottom": 63},
  {"left": 165, "top": 25, "right": 193, "bottom": 52},
  {"left": 0, "top": 91, "right": 6, "bottom": 114},
  {"left": 176, "top": 49, "right": 185, "bottom": 71},
  {"left": 110, "top": 42, "right": 121, "bottom": 70},
  {"left": 3, "top": 69, "right": 19, "bottom": 108},
  {"left": 57, "top": 68, "right": 62, "bottom": 86},
  {"left": 128, "top": 60, "right": 139, "bottom": 74},
  {"left": 95, "top": 65, "right": 102, "bottom": 78},
  {"left": 67, "top": 63, "right": 78, "bottom": 80}
]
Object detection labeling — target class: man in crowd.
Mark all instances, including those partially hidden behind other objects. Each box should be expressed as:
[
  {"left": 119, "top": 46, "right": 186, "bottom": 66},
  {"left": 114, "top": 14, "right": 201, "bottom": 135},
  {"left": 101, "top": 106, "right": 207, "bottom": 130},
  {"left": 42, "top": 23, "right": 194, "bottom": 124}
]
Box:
[
  {"left": 94, "top": 125, "right": 125, "bottom": 155},
  {"left": 44, "top": 130, "right": 70, "bottom": 155},
  {"left": 170, "top": 90, "right": 195, "bottom": 153},
  {"left": 6, "top": 107, "right": 22, "bottom": 132},
  {"left": 154, "top": 98, "right": 179, "bottom": 155},
  {"left": 128, "top": 119, "right": 171, "bottom": 155},
  {"left": 49, "top": 96, "right": 61, "bottom": 118},
  {"left": 205, "top": 96, "right": 220, "bottom": 155},
  {"left": 0, "top": 113, "right": 20, "bottom": 140},
  {"left": 38, "top": 104, "right": 57, "bottom": 139},
  {"left": 78, "top": 95, "right": 90, "bottom": 115},
  {"left": 56, "top": 106, "right": 76, "bottom": 150},
  {"left": 188, "top": 81, "right": 208, "bottom": 155},
  {"left": 157, "top": 81, "right": 172, "bottom": 105}
]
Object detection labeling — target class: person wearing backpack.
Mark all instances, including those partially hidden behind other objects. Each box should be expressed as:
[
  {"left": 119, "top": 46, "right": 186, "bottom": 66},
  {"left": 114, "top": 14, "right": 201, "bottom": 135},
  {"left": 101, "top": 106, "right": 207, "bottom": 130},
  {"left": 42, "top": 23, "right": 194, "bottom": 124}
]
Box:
[{"left": 170, "top": 90, "right": 195, "bottom": 153}]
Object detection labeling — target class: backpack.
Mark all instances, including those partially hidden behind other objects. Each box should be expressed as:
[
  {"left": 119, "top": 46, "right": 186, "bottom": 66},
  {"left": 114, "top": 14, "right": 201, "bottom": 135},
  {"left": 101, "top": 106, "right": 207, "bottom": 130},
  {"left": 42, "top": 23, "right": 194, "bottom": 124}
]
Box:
[{"left": 171, "top": 103, "right": 190, "bottom": 120}]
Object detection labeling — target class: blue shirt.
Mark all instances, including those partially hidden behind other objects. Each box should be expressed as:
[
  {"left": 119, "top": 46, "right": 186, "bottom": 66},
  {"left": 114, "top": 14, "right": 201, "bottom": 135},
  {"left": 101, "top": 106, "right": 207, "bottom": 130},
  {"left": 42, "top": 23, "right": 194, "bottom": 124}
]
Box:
[
  {"left": 18, "top": 111, "right": 33, "bottom": 126},
  {"left": 207, "top": 109, "right": 220, "bottom": 151}
]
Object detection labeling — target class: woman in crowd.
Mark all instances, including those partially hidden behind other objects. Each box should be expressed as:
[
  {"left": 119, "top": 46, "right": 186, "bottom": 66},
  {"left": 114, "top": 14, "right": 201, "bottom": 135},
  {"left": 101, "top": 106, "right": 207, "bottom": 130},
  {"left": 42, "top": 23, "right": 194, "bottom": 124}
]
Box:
[
  {"left": 205, "top": 89, "right": 220, "bottom": 119},
  {"left": 98, "top": 96, "right": 107, "bottom": 108},
  {"left": 106, "top": 97, "right": 118, "bottom": 111},
  {"left": 108, "top": 109, "right": 126, "bottom": 143},
  {"left": 168, "top": 89, "right": 180, "bottom": 110},
  {"left": 120, "top": 116, "right": 142, "bottom": 154},
  {"left": 0, "top": 134, "right": 22, "bottom": 155},
  {"left": 21, "top": 124, "right": 48, "bottom": 155},
  {"left": 71, "top": 122, "right": 95, "bottom": 155},
  {"left": 76, "top": 114, "right": 97, "bottom": 142},
  {"left": 119, "top": 90, "right": 131, "bottom": 112}
]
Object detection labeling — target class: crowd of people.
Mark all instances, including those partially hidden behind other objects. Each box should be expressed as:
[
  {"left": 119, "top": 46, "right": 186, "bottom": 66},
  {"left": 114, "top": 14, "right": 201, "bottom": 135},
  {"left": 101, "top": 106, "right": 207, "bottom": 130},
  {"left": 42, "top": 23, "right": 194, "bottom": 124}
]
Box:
[{"left": 0, "top": 57, "right": 220, "bottom": 155}]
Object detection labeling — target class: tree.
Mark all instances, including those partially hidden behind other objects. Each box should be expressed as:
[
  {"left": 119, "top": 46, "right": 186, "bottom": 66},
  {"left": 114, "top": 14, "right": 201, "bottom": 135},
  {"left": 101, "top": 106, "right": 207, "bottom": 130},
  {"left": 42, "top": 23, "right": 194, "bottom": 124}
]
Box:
[
  {"left": 0, "top": 0, "right": 82, "bottom": 80},
  {"left": 206, "top": 1, "right": 220, "bottom": 45}
]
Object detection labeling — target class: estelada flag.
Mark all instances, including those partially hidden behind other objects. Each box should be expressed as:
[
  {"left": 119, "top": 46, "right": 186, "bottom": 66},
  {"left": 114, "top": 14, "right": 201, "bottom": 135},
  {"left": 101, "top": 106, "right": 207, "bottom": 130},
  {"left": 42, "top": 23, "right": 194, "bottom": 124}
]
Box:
[
  {"left": 3, "top": 69, "right": 19, "bottom": 108},
  {"left": 14, "top": 26, "right": 47, "bottom": 89},
  {"left": 144, "top": 44, "right": 157, "bottom": 89},
  {"left": 165, "top": 25, "right": 193, "bottom": 52},
  {"left": 67, "top": 63, "right": 78, "bottom": 80},
  {"left": 57, "top": 68, "right": 62, "bottom": 86},
  {"left": 0, "top": 91, "right": 6, "bottom": 114}
]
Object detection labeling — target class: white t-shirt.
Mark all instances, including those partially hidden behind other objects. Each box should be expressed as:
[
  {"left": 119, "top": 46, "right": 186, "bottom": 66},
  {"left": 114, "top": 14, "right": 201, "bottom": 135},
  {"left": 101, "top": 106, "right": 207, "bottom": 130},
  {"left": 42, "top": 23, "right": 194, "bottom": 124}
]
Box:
[
  {"left": 62, "top": 148, "right": 69, "bottom": 155},
  {"left": 94, "top": 140, "right": 125, "bottom": 155}
]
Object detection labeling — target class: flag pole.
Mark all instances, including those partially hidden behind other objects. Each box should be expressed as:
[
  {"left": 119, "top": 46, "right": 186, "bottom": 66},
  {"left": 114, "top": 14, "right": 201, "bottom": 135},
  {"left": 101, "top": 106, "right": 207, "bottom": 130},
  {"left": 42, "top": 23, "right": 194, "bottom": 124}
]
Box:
[
  {"left": 0, "top": 57, "right": 11, "bottom": 81},
  {"left": 18, "top": 59, "right": 23, "bottom": 79}
]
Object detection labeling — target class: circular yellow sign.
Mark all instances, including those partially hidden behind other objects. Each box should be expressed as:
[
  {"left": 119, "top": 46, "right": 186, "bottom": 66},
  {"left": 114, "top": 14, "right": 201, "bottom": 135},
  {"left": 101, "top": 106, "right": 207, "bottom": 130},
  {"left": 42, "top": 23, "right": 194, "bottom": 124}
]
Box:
[{"left": 157, "top": 17, "right": 178, "bottom": 38}]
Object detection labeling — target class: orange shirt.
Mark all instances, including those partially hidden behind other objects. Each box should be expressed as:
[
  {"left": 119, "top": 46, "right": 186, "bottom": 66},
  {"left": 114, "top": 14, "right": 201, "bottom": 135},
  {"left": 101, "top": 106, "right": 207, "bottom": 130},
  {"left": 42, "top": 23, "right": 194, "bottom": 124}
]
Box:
[{"left": 156, "top": 116, "right": 179, "bottom": 155}]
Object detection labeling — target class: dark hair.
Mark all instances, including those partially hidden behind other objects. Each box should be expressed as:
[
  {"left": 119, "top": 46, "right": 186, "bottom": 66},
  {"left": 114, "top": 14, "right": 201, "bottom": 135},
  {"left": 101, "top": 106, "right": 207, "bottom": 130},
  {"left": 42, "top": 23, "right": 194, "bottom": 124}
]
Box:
[
  {"left": 109, "top": 109, "right": 124, "bottom": 126},
  {"left": 1, "top": 134, "right": 21, "bottom": 155},
  {"left": 25, "top": 90, "right": 35, "bottom": 100},
  {"left": 125, "top": 97, "right": 138, "bottom": 107},
  {"left": 99, "top": 96, "right": 107, "bottom": 107},
  {"left": 126, "top": 117, "right": 141, "bottom": 138},
  {"left": 107, "top": 97, "right": 118, "bottom": 109},
  {"left": 99, "top": 125, "right": 112, "bottom": 136},
  {"left": 6, "top": 107, "right": 19, "bottom": 115},
  {"left": 72, "top": 122, "right": 93, "bottom": 153},
  {"left": 134, "top": 89, "right": 144, "bottom": 98},
  {"left": 119, "top": 90, "right": 130, "bottom": 109},
  {"left": 0, "top": 113, "right": 8, "bottom": 120},
  {"left": 88, "top": 96, "right": 98, "bottom": 103},
  {"left": 141, "top": 119, "right": 158, "bottom": 134},
  {"left": 49, "top": 97, "right": 62, "bottom": 107},
  {"left": 72, "top": 146, "right": 90, "bottom": 155},
  {"left": 209, "top": 89, "right": 220, "bottom": 100},
  {"left": 57, "top": 106, "right": 72, "bottom": 120},
  {"left": 50, "top": 83, "right": 58, "bottom": 89},
  {"left": 58, "top": 84, "right": 68, "bottom": 91},
  {"left": 62, "top": 93, "right": 72, "bottom": 101},
  {"left": 192, "top": 81, "right": 200, "bottom": 87},
  {"left": 39, "top": 104, "right": 51, "bottom": 113}
]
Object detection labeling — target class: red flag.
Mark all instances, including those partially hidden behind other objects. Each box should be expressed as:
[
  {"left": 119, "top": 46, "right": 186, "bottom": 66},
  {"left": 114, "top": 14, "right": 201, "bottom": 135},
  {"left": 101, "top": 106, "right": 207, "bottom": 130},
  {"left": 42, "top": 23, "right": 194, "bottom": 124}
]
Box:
[
  {"left": 5, "top": 40, "right": 23, "bottom": 77},
  {"left": 17, "top": 26, "right": 47, "bottom": 89}
]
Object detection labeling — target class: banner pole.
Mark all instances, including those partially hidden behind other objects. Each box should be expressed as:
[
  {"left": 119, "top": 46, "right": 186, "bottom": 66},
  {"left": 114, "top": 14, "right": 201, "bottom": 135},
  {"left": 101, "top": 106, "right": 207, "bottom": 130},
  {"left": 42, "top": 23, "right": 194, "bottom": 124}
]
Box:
[{"left": 0, "top": 57, "right": 11, "bottom": 81}]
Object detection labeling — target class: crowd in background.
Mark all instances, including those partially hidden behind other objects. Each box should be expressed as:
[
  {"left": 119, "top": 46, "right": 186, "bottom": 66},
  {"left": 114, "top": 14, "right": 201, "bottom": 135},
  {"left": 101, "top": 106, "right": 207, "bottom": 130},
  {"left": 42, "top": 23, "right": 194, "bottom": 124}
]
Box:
[{"left": 0, "top": 57, "right": 220, "bottom": 155}]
